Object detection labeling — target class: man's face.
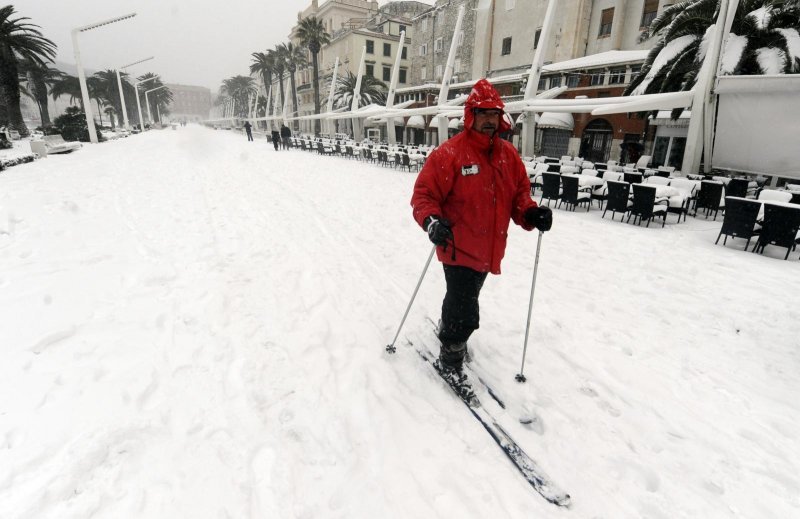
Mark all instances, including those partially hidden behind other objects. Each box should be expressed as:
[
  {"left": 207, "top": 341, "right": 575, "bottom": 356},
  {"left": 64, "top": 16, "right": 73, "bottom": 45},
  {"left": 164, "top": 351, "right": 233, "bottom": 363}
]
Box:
[{"left": 472, "top": 108, "right": 502, "bottom": 136}]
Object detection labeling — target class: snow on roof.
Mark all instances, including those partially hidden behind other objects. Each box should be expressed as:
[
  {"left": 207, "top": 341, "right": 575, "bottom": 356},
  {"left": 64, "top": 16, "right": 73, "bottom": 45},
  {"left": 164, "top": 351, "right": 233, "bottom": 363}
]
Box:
[{"left": 541, "top": 50, "right": 650, "bottom": 73}]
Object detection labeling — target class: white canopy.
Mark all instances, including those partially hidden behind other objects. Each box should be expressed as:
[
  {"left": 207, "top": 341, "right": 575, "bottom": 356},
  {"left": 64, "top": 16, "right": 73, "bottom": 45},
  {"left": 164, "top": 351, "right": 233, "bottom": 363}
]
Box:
[
  {"left": 448, "top": 117, "right": 463, "bottom": 129},
  {"left": 406, "top": 115, "right": 426, "bottom": 129},
  {"left": 538, "top": 112, "right": 574, "bottom": 131}
]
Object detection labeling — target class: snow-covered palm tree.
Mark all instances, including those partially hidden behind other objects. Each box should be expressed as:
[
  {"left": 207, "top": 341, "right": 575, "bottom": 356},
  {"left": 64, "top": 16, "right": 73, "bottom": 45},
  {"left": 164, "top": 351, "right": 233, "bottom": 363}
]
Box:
[
  {"left": 627, "top": 0, "right": 800, "bottom": 97},
  {"left": 331, "top": 71, "right": 387, "bottom": 109}
]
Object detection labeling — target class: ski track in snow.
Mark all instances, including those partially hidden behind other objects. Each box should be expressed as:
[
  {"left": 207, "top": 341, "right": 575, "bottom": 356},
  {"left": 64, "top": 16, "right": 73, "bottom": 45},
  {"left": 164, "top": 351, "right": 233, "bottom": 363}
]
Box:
[{"left": 0, "top": 127, "right": 799, "bottom": 518}]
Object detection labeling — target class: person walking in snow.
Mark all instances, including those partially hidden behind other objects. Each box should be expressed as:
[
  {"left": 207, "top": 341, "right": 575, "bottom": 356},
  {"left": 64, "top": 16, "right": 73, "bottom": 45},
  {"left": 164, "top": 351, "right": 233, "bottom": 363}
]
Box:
[
  {"left": 243, "top": 121, "right": 253, "bottom": 141},
  {"left": 280, "top": 124, "right": 291, "bottom": 150},
  {"left": 410, "top": 78, "right": 553, "bottom": 380},
  {"left": 271, "top": 129, "right": 280, "bottom": 151}
]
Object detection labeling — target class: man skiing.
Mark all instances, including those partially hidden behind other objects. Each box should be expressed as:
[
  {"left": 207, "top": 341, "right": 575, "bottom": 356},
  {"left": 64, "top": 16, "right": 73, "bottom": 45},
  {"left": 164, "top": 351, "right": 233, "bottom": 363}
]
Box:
[
  {"left": 410, "top": 78, "right": 553, "bottom": 388},
  {"left": 243, "top": 121, "right": 253, "bottom": 141}
]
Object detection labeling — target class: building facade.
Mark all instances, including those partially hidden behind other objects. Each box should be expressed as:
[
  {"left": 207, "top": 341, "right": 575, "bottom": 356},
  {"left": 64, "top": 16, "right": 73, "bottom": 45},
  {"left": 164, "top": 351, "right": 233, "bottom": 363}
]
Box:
[{"left": 165, "top": 84, "right": 212, "bottom": 123}]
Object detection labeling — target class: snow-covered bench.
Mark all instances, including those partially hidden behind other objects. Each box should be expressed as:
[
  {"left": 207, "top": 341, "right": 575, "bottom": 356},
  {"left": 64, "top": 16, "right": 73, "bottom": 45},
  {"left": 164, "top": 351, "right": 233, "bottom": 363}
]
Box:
[{"left": 42, "top": 135, "right": 82, "bottom": 154}]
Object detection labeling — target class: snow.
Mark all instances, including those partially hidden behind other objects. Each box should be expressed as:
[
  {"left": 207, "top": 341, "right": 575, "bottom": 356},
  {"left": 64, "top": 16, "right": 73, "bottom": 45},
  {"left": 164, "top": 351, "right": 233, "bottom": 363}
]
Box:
[
  {"left": 720, "top": 33, "right": 748, "bottom": 75},
  {"left": 748, "top": 6, "right": 773, "bottom": 29},
  {"left": 631, "top": 36, "right": 697, "bottom": 95},
  {"left": 756, "top": 47, "right": 786, "bottom": 74},
  {"left": 540, "top": 50, "right": 650, "bottom": 73},
  {"left": 1, "top": 126, "right": 799, "bottom": 518},
  {"left": 776, "top": 28, "right": 800, "bottom": 66}
]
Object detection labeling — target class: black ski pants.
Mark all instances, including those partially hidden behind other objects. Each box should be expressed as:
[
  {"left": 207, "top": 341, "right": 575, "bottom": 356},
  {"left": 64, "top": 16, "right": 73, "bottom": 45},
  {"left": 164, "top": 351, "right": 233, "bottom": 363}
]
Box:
[
  {"left": 246, "top": 130, "right": 253, "bottom": 141},
  {"left": 439, "top": 264, "right": 489, "bottom": 346}
]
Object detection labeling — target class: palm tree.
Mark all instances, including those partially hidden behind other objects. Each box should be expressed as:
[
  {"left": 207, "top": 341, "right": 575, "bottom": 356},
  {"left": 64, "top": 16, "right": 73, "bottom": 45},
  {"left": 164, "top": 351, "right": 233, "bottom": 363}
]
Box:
[
  {"left": 627, "top": 0, "right": 800, "bottom": 101},
  {"left": 51, "top": 73, "right": 85, "bottom": 110},
  {"left": 20, "top": 61, "right": 63, "bottom": 126},
  {"left": 282, "top": 42, "right": 308, "bottom": 129},
  {"left": 137, "top": 73, "right": 173, "bottom": 124},
  {"left": 219, "top": 75, "right": 256, "bottom": 118},
  {"left": 104, "top": 107, "right": 116, "bottom": 129},
  {"left": 296, "top": 16, "right": 331, "bottom": 134},
  {"left": 0, "top": 5, "right": 56, "bottom": 136},
  {"left": 273, "top": 44, "right": 288, "bottom": 117},
  {"left": 250, "top": 50, "right": 275, "bottom": 116},
  {"left": 91, "top": 69, "right": 133, "bottom": 128},
  {"left": 332, "top": 70, "right": 387, "bottom": 109}
]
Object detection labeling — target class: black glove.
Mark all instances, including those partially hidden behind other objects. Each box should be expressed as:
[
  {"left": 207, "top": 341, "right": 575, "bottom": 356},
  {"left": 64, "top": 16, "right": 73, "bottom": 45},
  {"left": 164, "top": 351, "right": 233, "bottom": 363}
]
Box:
[
  {"left": 524, "top": 206, "right": 553, "bottom": 232},
  {"left": 424, "top": 216, "right": 453, "bottom": 246}
]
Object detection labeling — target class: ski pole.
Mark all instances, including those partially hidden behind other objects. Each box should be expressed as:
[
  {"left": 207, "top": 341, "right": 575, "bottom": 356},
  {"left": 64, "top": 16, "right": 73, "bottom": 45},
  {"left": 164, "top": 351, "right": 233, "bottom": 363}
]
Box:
[
  {"left": 516, "top": 231, "right": 544, "bottom": 383},
  {"left": 386, "top": 244, "right": 437, "bottom": 354}
]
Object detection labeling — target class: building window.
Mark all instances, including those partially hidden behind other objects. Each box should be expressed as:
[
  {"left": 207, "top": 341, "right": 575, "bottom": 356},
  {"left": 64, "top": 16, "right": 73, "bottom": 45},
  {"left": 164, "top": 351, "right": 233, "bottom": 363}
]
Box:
[
  {"left": 399, "top": 24, "right": 407, "bottom": 34},
  {"left": 501, "top": 37, "right": 512, "bottom": 56},
  {"left": 590, "top": 71, "right": 606, "bottom": 86},
  {"left": 366, "top": 64, "right": 374, "bottom": 77},
  {"left": 599, "top": 8, "right": 614, "bottom": 37},
  {"left": 399, "top": 68, "right": 407, "bottom": 83},
  {"left": 550, "top": 76, "right": 562, "bottom": 88},
  {"left": 419, "top": 43, "right": 427, "bottom": 56},
  {"left": 366, "top": 40, "right": 374, "bottom": 54},
  {"left": 534, "top": 28, "right": 542, "bottom": 49},
  {"left": 383, "top": 66, "right": 391, "bottom": 82},
  {"left": 567, "top": 74, "right": 580, "bottom": 88},
  {"left": 458, "top": 31, "right": 464, "bottom": 47},
  {"left": 435, "top": 37, "right": 444, "bottom": 53},
  {"left": 402, "top": 46, "right": 407, "bottom": 59},
  {"left": 609, "top": 67, "right": 626, "bottom": 84},
  {"left": 538, "top": 78, "right": 547, "bottom": 90},
  {"left": 505, "top": 0, "right": 516, "bottom": 10},
  {"left": 641, "top": 0, "right": 659, "bottom": 28},
  {"left": 421, "top": 67, "right": 427, "bottom": 80},
  {"left": 421, "top": 18, "right": 428, "bottom": 31},
  {"left": 383, "top": 43, "right": 391, "bottom": 57},
  {"left": 435, "top": 64, "right": 443, "bottom": 79}
]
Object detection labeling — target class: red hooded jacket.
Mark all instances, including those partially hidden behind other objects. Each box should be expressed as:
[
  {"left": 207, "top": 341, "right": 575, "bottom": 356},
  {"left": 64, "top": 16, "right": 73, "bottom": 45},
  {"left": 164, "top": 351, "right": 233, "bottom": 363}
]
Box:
[{"left": 411, "top": 79, "right": 538, "bottom": 275}]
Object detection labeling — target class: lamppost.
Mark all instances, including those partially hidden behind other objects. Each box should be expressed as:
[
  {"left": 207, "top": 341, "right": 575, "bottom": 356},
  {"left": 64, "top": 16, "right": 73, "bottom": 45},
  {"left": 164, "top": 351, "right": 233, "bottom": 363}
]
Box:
[
  {"left": 134, "top": 76, "right": 157, "bottom": 132},
  {"left": 117, "top": 56, "right": 154, "bottom": 130},
  {"left": 144, "top": 85, "right": 168, "bottom": 128},
  {"left": 71, "top": 13, "right": 137, "bottom": 143}
]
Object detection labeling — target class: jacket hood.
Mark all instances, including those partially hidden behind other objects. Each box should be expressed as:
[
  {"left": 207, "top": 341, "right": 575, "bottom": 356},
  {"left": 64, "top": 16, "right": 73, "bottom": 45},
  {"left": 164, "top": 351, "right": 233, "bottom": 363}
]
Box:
[{"left": 464, "top": 78, "right": 511, "bottom": 135}]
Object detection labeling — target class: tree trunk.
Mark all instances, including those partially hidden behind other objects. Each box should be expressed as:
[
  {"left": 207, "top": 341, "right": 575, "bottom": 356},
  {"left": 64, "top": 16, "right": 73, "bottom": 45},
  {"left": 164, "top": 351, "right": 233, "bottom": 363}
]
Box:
[
  {"left": 312, "top": 51, "right": 321, "bottom": 135},
  {"left": 96, "top": 100, "right": 103, "bottom": 126},
  {"left": 289, "top": 68, "right": 299, "bottom": 132},
  {"left": 0, "top": 55, "right": 30, "bottom": 136},
  {"left": 28, "top": 71, "right": 51, "bottom": 126},
  {"left": 277, "top": 72, "right": 286, "bottom": 117}
]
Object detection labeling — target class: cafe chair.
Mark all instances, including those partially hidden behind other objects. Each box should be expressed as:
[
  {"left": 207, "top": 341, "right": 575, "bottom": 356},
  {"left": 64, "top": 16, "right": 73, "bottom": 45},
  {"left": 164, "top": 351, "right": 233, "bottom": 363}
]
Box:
[
  {"left": 716, "top": 197, "right": 761, "bottom": 250},
  {"left": 752, "top": 204, "right": 800, "bottom": 260},
  {"left": 558, "top": 175, "right": 591, "bottom": 212},
  {"left": 628, "top": 184, "right": 668, "bottom": 227},
  {"left": 695, "top": 181, "right": 725, "bottom": 220},
  {"left": 540, "top": 172, "right": 562, "bottom": 207},
  {"left": 602, "top": 180, "right": 632, "bottom": 221}
]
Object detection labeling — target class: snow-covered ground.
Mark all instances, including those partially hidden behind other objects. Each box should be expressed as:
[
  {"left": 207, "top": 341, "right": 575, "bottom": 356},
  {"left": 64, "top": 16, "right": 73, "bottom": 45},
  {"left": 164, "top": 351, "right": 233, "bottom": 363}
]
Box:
[{"left": 1, "top": 126, "right": 798, "bottom": 518}]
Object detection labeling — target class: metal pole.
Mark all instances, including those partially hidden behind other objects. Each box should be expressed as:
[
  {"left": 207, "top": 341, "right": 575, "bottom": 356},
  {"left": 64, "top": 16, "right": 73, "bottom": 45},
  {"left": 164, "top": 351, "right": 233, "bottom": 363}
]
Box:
[
  {"left": 134, "top": 76, "right": 156, "bottom": 132},
  {"left": 385, "top": 31, "right": 406, "bottom": 145},
  {"left": 145, "top": 91, "right": 153, "bottom": 126},
  {"left": 326, "top": 57, "right": 340, "bottom": 138},
  {"left": 351, "top": 46, "right": 367, "bottom": 140},
  {"left": 520, "top": 0, "right": 558, "bottom": 157},
  {"left": 386, "top": 245, "right": 437, "bottom": 354},
  {"left": 115, "top": 69, "right": 129, "bottom": 130},
  {"left": 71, "top": 29, "right": 98, "bottom": 143},
  {"left": 516, "top": 231, "right": 544, "bottom": 383},
  {"left": 437, "top": 5, "right": 466, "bottom": 144}
]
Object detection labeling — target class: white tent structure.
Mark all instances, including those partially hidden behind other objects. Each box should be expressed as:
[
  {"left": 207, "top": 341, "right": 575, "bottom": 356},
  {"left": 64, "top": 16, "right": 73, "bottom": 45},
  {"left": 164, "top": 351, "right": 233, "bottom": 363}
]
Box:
[{"left": 213, "top": 0, "right": 764, "bottom": 177}]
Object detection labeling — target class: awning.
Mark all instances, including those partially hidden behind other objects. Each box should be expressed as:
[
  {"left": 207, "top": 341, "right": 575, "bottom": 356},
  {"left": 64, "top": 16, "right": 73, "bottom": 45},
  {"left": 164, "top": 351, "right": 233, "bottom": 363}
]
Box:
[
  {"left": 538, "top": 112, "right": 574, "bottom": 131},
  {"left": 649, "top": 110, "right": 691, "bottom": 126},
  {"left": 406, "top": 115, "right": 426, "bottom": 129},
  {"left": 448, "top": 117, "right": 463, "bottom": 129}
]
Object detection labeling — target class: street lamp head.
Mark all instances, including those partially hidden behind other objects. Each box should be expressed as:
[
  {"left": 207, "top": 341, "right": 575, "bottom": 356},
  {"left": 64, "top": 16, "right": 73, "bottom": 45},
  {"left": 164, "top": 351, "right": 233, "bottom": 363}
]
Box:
[
  {"left": 79, "top": 12, "right": 137, "bottom": 32},
  {"left": 122, "top": 56, "right": 154, "bottom": 69}
]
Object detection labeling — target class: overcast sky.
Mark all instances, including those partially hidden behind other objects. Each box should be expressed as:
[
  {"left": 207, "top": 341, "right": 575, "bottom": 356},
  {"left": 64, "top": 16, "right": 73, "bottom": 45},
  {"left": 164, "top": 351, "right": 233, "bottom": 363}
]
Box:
[{"left": 15, "top": 0, "right": 434, "bottom": 93}]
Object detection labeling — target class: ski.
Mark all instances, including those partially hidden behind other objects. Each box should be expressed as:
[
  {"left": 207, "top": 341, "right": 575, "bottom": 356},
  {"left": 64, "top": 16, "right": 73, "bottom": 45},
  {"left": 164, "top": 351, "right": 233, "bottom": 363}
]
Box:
[{"left": 413, "top": 342, "right": 571, "bottom": 508}]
